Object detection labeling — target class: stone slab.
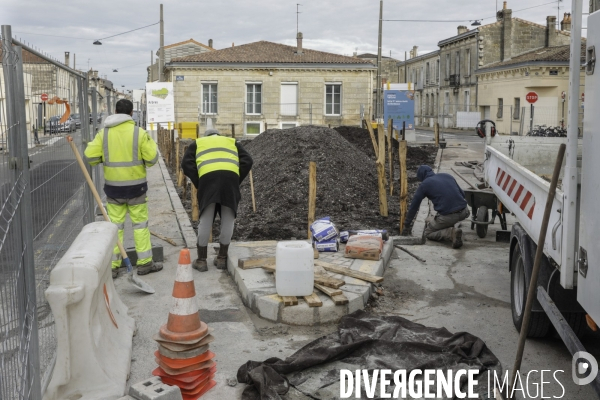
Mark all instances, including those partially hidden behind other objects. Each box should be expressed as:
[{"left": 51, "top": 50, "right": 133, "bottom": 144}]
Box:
[{"left": 227, "top": 239, "right": 394, "bottom": 325}]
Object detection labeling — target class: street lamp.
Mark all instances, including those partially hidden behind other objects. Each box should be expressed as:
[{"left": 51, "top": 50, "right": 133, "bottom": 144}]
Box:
[
  {"left": 93, "top": 40, "right": 102, "bottom": 45},
  {"left": 471, "top": 20, "right": 481, "bottom": 26}
]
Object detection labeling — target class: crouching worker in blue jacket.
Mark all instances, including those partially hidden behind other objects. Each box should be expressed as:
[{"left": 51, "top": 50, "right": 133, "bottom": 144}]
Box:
[{"left": 401, "top": 165, "right": 469, "bottom": 248}]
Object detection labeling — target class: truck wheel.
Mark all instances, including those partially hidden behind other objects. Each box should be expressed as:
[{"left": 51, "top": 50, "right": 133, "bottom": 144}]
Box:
[
  {"left": 511, "top": 244, "right": 550, "bottom": 337},
  {"left": 564, "top": 312, "right": 588, "bottom": 339},
  {"left": 476, "top": 206, "right": 489, "bottom": 238}
]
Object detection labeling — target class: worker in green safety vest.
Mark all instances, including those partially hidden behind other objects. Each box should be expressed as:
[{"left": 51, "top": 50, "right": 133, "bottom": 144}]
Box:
[
  {"left": 181, "top": 128, "right": 253, "bottom": 271},
  {"left": 84, "top": 99, "right": 162, "bottom": 278}
]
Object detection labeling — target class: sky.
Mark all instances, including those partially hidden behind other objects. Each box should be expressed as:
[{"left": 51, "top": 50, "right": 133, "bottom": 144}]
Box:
[{"left": 4, "top": 0, "right": 587, "bottom": 91}]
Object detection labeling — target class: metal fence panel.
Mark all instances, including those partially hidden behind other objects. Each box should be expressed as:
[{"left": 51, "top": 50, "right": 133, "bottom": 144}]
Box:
[{"left": 1, "top": 25, "right": 95, "bottom": 398}]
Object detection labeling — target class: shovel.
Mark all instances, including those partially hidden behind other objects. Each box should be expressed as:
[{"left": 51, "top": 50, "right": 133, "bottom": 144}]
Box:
[{"left": 67, "top": 136, "right": 155, "bottom": 294}]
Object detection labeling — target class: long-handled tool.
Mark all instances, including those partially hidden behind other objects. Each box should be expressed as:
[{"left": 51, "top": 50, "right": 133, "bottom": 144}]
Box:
[{"left": 68, "top": 136, "right": 155, "bottom": 294}]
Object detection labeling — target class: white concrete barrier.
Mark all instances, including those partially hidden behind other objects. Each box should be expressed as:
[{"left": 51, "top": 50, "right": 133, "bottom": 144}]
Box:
[{"left": 43, "top": 222, "right": 135, "bottom": 400}]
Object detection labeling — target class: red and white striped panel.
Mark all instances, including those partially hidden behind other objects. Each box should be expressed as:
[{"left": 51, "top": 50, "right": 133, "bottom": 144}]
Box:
[{"left": 496, "top": 167, "right": 536, "bottom": 219}]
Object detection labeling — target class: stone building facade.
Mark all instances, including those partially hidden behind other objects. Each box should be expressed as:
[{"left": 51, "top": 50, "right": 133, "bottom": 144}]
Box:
[
  {"left": 356, "top": 53, "right": 400, "bottom": 118},
  {"left": 397, "top": 49, "right": 440, "bottom": 127},
  {"left": 400, "top": 2, "right": 574, "bottom": 128},
  {"left": 166, "top": 37, "right": 375, "bottom": 135}
]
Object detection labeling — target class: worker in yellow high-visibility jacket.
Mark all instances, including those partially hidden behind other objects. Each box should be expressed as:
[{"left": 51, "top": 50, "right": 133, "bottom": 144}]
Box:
[
  {"left": 84, "top": 99, "right": 162, "bottom": 278},
  {"left": 181, "top": 128, "right": 253, "bottom": 271}
]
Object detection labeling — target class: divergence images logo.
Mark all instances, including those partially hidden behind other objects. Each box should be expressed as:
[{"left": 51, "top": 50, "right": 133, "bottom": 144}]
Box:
[
  {"left": 151, "top": 88, "right": 169, "bottom": 100},
  {"left": 572, "top": 352, "right": 598, "bottom": 386}
]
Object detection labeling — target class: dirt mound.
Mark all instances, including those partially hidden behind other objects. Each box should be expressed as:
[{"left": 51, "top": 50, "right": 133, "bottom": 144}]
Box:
[{"left": 231, "top": 126, "right": 437, "bottom": 241}]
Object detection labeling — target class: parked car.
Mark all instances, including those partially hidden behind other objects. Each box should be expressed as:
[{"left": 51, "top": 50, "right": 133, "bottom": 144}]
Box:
[
  {"left": 44, "top": 116, "right": 62, "bottom": 134},
  {"left": 71, "top": 114, "right": 81, "bottom": 129},
  {"left": 60, "top": 117, "right": 76, "bottom": 133},
  {"left": 89, "top": 113, "right": 102, "bottom": 124}
]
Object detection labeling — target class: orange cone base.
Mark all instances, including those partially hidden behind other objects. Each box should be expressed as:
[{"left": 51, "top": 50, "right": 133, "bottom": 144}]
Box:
[
  {"left": 181, "top": 374, "right": 215, "bottom": 395},
  {"left": 162, "top": 367, "right": 216, "bottom": 391},
  {"left": 155, "top": 358, "right": 215, "bottom": 376},
  {"left": 181, "top": 379, "right": 216, "bottom": 400},
  {"left": 159, "top": 321, "right": 208, "bottom": 343},
  {"left": 153, "top": 331, "right": 213, "bottom": 347},
  {"left": 152, "top": 364, "right": 216, "bottom": 383},
  {"left": 154, "top": 350, "right": 215, "bottom": 369}
]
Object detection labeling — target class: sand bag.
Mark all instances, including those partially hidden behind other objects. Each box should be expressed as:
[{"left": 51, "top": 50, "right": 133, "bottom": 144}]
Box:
[{"left": 344, "top": 235, "right": 383, "bottom": 261}]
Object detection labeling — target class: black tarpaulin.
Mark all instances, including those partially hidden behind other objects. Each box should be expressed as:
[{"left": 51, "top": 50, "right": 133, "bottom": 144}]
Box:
[{"left": 237, "top": 310, "right": 502, "bottom": 400}]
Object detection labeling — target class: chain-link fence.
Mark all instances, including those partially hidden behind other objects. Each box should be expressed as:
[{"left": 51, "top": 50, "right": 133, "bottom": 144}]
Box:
[{"left": 1, "top": 25, "right": 97, "bottom": 399}]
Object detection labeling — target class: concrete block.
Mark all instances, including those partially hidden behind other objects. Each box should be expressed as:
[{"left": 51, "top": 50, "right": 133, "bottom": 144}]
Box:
[
  {"left": 43, "top": 222, "right": 136, "bottom": 400},
  {"left": 129, "top": 377, "right": 183, "bottom": 400},
  {"left": 346, "top": 291, "right": 364, "bottom": 314},
  {"left": 257, "top": 294, "right": 282, "bottom": 322}
]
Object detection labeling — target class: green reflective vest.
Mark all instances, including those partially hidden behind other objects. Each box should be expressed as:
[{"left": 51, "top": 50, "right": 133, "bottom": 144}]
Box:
[{"left": 195, "top": 135, "right": 240, "bottom": 178}]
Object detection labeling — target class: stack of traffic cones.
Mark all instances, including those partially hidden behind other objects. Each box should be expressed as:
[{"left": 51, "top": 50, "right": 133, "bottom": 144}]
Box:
[{"left": 152, "top": 249, "right": 216, "bottom": 399}]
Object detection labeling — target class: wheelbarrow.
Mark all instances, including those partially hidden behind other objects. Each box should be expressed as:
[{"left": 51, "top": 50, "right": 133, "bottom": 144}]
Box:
[{"left": 464, "top": 188, "right": 508, "bottom": 238}]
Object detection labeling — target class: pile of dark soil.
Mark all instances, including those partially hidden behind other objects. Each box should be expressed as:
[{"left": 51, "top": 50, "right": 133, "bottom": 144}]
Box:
[{"left": 230, "top": 125, "right": 437, "bottom": 241}]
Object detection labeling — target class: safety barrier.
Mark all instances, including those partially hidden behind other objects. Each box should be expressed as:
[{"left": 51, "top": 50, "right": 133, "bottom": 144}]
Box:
[{"left": 43, "top": 222, "right": 135, "bottom": 400}]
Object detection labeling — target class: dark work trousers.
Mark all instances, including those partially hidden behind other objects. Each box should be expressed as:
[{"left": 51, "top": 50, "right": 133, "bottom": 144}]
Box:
[{"left": 424, "top": 207, "right": 470, "bottom": 241}]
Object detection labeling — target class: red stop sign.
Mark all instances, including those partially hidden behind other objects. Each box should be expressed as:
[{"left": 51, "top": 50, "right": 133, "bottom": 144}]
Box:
[
  {"left": 525, "top": 91, "right": 538, "bottom": 104},
  {"left": 41, "top": 93, "right": 48, "bottom": 102}
]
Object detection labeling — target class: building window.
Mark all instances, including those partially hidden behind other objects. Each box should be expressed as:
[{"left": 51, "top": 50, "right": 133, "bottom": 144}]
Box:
[
  {"left": 325, "top": 84, "right": 341, "bottom": 115},
  {"left": 202, "top": 83, "right": 217, "bottom": 114},
  {"left": 436, "top": 59, "right": 440, "bottom": 83},
  {"left": 464, "top": 91, "right": 470, "bottom": 111},
  {"left": 455, "top": 51, "right": 460, "bottom": 76},
  {"left": 246, "top": 122, "right": 262, "bottom": 134},
  {"left": 425, "top": 94, "right": 429, "bottom": 116},
  {"left": 281, "top": 122, "right": 297, "bottom": 129},
  {"left": 513, "top": 98, "right": 520, "bottom": 119},
  {"left": 466, "top": 49, "right": 471, "bottom": 76},
  {"left": 280, "top": 83, "right": 298, "bottom": 116},
  {"left": 497, "top": 98, "right": 504, "bottom": 118},
  {"left": 426, "top": 62, "right": 430, "bottom": 84},
  {"left": 446, "top": 54, "right": 450, "bottom": 80},
  {"left": 246, "top": 84, "right": 262, "bottom": 114}
]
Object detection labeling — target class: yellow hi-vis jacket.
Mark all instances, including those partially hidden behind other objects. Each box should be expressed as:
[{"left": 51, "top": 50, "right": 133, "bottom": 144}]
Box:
[
  {"left": 85, "top": 121, "right": 158, "bottom": 187},
  {"left": 195, "top": 135, "right": 239, "bottom": 178}
]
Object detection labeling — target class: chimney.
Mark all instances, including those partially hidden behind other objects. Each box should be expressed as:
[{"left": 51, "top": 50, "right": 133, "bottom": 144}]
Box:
[
  {"left": 546, "top": 15, "right": 557, "bottom": 47},
  {"left": 457, "top": 25, "right": 468, "bottom": 35},
  {"left": 503, "top": 1, "right": 507, "bottom": 9},
  {"left": 64, "top": 51, "right": 70, "bottom": 67},
  {"left": 501, "top": 6, "right": 513, "bottom": 61},
  {"left": 208, "top": 39, "right": 213, "bottom": 48},
  {"left": 93, "top": 70, "right": 98, "bottom": 78},
  {"left": 410, "top": 45, "right": 418, "bottom": 58},
  {"left": 353, "top": 51, "right": 358, "bottom": 57},
  {"left": 561, "top": 13, "right": 571, "bottom": 31},
  {"left": 232, "top": 42, "right": 234, "bottom": 47},
  {"left": 296, "top": 32, "right": 303, "bottom": 55}
]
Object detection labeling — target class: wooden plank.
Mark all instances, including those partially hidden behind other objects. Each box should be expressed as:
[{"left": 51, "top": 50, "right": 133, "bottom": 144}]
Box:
[
  {"left": 303, "top": 292, "right": 323, "bottom": 307},
  {"left": 234, "top": 241, "right": 278, "bottom": 248},
  {"left": 238, "top": 256, "right": 276, "bottom": 269},
  {"left": 364, "top": 118, "right": 378, "bottom": 156},
  {"left": 314, "top": 283, "right": 343, "bottom": 297},
  {"left": 313, "top": 247, "right": 319, "bottom": 259},
  {"left": 399, "top": 140, "right": 408, "bottom": 231},
  {"left": 388, "top": 119, "right": 394, "bottom": 196},
  {"left": 249, "top": 170, "right": 257, "bottom": 212},
  {"left": 315, "top": 260, "right": 383, "bottom": 283},
  {"left": 261, "top": 263, "right": 276, "bottom": 273},
  {"left": 308, "top": 162, "right": 317, "bottom": 239},
  {"left": 314, "top": 274, "right": 345, "bottom": 289},
  {"left": 281, "top": 296, "right": 298, "bottom": 306},
  {"left": 332, "top": 294, "right": 349, "bottom": 305}
]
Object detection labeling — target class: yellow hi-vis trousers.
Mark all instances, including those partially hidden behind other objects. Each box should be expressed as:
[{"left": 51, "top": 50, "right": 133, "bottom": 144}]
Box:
[{"left": 107, "top": 195, "right": 152, "bottom": 269}]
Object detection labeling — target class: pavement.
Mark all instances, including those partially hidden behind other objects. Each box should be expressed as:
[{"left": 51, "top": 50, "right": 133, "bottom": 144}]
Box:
[{"left": 113, "top": 129, "right": 600, "bottom": 400}]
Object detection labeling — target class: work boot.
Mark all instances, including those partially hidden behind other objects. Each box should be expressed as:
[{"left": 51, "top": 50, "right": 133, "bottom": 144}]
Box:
[
  {"left": 451, "top": 228, "right": 463, "bottom": 249},
  {"left": 112, "top": 268, "right": 119, "bottom": 279},
  {"left": 193, "top": 245, "right": 208, "bottom": 272},
  {"left": 214, "top": 243, "right": 229, "bottom": 270},
  {"left": 137, "top": 260, "right": 163, "bottom": 275}
]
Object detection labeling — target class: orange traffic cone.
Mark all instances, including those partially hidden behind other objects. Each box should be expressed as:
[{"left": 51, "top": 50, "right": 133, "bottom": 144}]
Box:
[
  {"left": 159, "top": 249, "right": 208, "bottom": 342},
  {"left": 153, "top": 249, "right": 216, "bottom": 400}
]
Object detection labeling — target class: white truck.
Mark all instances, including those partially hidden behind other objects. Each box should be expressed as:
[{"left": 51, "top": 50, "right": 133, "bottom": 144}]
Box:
[{"left": 482, "top": 3, "right": 599, "bottom": 395}]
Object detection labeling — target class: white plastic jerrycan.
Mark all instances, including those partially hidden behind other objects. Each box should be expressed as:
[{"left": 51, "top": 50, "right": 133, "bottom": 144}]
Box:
[{"left": 275, "top": 241, "right": 314, "bottom": 297}]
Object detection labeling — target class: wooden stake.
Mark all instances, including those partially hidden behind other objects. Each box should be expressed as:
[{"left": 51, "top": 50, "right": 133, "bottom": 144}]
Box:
[
  {"left": 364, "top": 119, "right": 378, "bottom": 157},
  {"left": 249, "top": 170, "right": 257, "bottom": 212},
  {"left": 376, "top": 124, "right": 388, "bottom": 217},
  {"left": 387, "top": 119, "right": 394, "bottom": 195},
  {"left": 377, "top": 124, "right": 387, "bottom": 186},
  {"left": 434, "top": 122, "right": 440, "bottom": 147},
  {"left": 191, "top": 185, "right": 199, "bottom": 221},
  {"left": 308, "top": 161, "right": 317, "bottom": 239},
  {"left": 399, "top": 139, "right": 408, "bottom": 232}
]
